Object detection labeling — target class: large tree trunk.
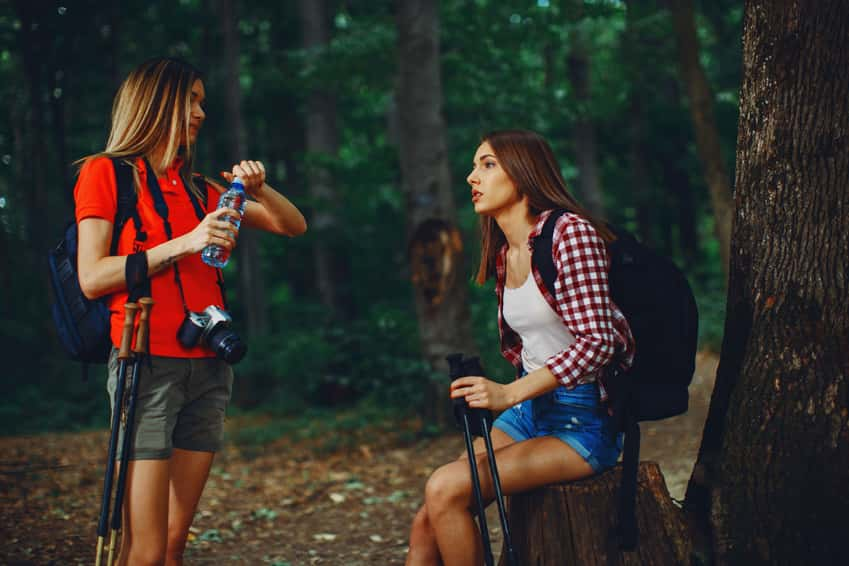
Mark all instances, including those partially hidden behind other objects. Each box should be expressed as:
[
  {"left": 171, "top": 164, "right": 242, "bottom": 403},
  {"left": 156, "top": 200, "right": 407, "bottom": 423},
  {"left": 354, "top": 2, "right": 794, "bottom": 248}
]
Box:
[
  {"left": 685, "top": 2, "right": 849, "bottom": 564},
  {"left": 669, "top": 0, "right": 734, "bottom": 275},
  {"left": 396, "top": 0, "right": 477, "bottom": 427},
  {"left": 216, "top": 0, "right": 269, "bottom": 337},
  {"left": 567, "top": 27, "right": 605, "bottom": 219},
  {"left": 299, "top": 0, "right": 352, "bottom": 320}
]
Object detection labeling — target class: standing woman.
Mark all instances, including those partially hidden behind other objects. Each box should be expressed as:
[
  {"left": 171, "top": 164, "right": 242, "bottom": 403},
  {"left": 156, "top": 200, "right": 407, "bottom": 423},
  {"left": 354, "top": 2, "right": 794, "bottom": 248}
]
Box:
[
  {"left": 76, "top": 57, "right": 306, "bottom": 565},
  {"left": 406, "top": 130, "right": 634, "bottom": 566}
]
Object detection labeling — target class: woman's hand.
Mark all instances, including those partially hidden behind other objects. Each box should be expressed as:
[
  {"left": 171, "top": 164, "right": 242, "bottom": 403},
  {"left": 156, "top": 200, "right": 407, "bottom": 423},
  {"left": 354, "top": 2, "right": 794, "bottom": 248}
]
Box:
[
  {"left": 450, "top": 377, "right": 514, "bottom": 412},
  {"left": 181, "top": 208, "right": 241, "bottom": 254},
  {"left": 221, "top": 159, "right": 266, "bottom": 197}
]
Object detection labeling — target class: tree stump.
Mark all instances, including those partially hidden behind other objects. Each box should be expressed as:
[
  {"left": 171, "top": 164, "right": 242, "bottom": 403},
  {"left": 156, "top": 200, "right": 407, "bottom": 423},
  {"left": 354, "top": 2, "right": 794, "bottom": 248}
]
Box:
[{"left": 497, "top": 461, "right": 691, "bottom": 566}]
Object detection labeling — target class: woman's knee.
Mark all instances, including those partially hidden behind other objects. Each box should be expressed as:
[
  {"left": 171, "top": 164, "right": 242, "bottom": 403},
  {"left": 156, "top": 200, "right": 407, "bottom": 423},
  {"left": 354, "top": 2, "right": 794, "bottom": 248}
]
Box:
[
  {"left": 424, "top": 463, "right": 471, "bottom": 515},
  {"left": 126, "top": 542, "right": 167, "bottom": 566}
]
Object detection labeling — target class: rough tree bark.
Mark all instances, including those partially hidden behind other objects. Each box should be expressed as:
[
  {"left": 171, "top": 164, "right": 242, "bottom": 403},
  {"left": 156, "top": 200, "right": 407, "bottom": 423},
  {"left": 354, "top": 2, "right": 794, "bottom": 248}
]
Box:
[
  {"left": 395, "top": 0, "right": 477, "bottom": 427},
  {"left": 299, "top": 0, "right": 352, "bottom": 320},
  {"left": 684, "top": 2, "right": 849, "bottom": 564},
  {"left": 669, "top": 0, "right": 734, "bottom": 274},
  {"left": 216, "top": 0, "right": 269, "bottom": 337}
]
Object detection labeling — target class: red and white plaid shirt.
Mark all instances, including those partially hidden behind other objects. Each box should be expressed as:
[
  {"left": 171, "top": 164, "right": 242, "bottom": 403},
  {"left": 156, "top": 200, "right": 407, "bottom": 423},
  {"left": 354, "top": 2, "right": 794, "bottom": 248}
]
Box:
[{"left": 495, "top": 210, "right": 635, "bottom": 401}]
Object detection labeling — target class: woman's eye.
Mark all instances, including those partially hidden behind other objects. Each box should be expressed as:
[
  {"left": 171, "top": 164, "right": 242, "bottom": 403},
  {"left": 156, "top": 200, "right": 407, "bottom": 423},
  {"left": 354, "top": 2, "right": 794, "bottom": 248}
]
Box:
[{"left": 484, "top": 161, "right": 496, "bottom": 169}]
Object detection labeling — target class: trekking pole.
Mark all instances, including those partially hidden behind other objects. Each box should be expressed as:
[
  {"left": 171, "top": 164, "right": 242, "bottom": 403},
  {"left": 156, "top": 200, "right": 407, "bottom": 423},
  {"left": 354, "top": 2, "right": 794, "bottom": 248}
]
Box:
[
  {"left": 461, "top": 356, "right": 518, "bottom": 566},
  {"left": 106, "top": 297, "right": 153, "bottom": 566},
  {"left": 447, "top": 354, "right": 495, "bottom": 566},
  {"left": 95, "top": 302, "right": 139, "bottom": 566}
]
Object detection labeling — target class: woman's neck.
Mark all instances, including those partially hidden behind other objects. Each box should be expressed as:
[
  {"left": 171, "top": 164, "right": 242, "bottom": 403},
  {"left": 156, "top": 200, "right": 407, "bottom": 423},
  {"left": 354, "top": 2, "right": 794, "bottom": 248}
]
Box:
[
  {"left": 148, "top": 145, "right": 184, "bottom": 177},
  {"left": 495, "top": 203, "right": 535, "bottom": 250},
  {"left": 147, "top": 147, "right": 167, "bottom": 177}
]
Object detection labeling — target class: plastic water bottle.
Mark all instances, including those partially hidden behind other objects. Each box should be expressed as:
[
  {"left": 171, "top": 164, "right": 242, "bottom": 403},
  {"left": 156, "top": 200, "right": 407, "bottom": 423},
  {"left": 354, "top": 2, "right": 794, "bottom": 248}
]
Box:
[{"left": 201, "top": 177, "right": 246, "bottom": 268}]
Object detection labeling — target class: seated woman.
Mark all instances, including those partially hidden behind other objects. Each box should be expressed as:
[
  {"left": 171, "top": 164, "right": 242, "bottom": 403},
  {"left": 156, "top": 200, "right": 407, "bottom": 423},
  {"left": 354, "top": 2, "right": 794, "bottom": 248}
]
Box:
[{"left": 405, "top": 129, "right": 634, "bottom": 566}]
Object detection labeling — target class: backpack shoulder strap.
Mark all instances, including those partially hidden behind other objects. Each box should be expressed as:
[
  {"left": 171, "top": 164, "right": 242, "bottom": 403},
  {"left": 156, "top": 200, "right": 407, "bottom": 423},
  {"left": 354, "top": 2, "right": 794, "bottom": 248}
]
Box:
[
  {"left": 109, "top": 157, "right": 144, "bottom": 255},
  {"left": 531, "top": 208, "right": 569, "bottom": 298},
  {"left": 186, "top": 173, "right": 209, "bottom": 221}
]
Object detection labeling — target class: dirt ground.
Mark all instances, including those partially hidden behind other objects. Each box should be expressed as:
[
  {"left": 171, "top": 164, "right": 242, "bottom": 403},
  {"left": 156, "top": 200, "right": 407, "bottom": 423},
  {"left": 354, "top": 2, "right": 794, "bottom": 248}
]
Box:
[{"left": 0, "top": 353, "right": 717, "bottom": 565}]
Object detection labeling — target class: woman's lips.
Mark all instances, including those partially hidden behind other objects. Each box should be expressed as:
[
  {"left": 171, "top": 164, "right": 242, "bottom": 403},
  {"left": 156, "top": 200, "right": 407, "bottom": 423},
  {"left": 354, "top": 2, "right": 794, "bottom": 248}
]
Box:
[{"left": 471, "top": 189, "right": 482, "bottom": 202}]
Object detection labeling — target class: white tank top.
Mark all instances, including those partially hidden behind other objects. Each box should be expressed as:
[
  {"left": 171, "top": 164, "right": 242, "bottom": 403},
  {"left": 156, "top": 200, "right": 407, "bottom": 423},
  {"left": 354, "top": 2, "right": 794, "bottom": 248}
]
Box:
[{"left": 503, "top": 272, "right": 575, "bottom": 373}]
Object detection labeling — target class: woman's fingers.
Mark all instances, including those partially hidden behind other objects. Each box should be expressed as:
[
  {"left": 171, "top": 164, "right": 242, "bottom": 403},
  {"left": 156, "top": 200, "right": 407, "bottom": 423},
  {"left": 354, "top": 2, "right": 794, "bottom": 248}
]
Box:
[
  {"left": 449, "top": 376, "right": 488, "bottom": 400},
  {"left": 232, "top": 160, "right": 266, "bottom": 181}
]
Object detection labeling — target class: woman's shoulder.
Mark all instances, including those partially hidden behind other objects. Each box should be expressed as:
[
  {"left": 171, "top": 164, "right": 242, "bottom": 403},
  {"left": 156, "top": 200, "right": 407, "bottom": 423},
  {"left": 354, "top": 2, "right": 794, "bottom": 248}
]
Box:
[
  {"left": 550, "top": 210, "right": 599, "bottom": 240},
  {"left": 78, "top": 154, "right": 116, "bottom": 177}
]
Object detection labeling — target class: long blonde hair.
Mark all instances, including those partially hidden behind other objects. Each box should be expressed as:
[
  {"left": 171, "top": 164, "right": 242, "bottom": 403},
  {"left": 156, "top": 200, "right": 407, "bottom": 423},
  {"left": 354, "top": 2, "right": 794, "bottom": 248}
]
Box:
[
  {"left": 475, "top": 129, "right": 615, "bottom": 284},
  {"left": 80, "top": 57, "right": 204, "bottom": 198}
]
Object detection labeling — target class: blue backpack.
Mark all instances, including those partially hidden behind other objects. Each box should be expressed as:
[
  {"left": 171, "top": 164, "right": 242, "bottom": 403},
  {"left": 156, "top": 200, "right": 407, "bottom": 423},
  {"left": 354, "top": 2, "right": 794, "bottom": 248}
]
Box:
[
  {"left": 48, "top": 158, "right": 143, "bottom": 365},
  {"left": 533, "top": 209, "right": 698, "bottom": 549}
]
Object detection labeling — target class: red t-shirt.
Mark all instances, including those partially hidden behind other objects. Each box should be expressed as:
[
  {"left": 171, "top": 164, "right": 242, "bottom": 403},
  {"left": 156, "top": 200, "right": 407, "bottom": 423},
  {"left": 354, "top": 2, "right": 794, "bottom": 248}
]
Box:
[{"left": 75, "top": 156, "right": 224, "bottom": 358}]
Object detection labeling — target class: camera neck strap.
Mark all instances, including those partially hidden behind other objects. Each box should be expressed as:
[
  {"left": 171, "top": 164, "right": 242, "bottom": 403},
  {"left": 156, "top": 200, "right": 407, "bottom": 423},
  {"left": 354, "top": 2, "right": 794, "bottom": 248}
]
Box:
[{"left": 142, "top": 158, "right": 228, "bottom": 313}]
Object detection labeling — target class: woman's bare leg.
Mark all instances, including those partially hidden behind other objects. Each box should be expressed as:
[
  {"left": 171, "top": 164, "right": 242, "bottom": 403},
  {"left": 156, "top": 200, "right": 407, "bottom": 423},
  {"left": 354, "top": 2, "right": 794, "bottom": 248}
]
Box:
[
  {"left": 164, "top": 448, "right": 215, "bottom": 566},
  {"left": 117, "top": 459, "right": 170, "bottom": 566},
  {"left": 426, "top": 436, "right": 594, "bottom": 566},
  {"left": 406, "top": 428, "right": 515, "bottom": 566}
]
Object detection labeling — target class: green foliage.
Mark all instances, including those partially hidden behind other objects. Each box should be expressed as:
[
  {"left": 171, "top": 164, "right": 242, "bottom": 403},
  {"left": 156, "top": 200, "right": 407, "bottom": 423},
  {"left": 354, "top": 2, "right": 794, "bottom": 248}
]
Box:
[
  {"left": 234, "top": 302, "right": 431, "bottom": 412},
  {"left": 0, "top": 0, "right": 741, "bottom": 434}
]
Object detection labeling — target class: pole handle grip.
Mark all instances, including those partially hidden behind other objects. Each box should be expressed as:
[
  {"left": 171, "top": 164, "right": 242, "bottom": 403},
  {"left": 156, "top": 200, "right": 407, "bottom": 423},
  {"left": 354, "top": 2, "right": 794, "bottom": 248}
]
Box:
[
  {"left": 134, "top": 297, "right": 154, "bottom": 355},
  {"left": 117, "top": 303, "right": 139, "bottom": 360}
]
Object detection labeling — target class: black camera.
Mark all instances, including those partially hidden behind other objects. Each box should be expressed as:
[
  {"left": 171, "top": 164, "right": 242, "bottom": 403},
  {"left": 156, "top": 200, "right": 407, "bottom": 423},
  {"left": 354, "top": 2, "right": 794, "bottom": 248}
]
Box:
[{"left": 177, "top": 305, "right": 247, "bottom": 364}]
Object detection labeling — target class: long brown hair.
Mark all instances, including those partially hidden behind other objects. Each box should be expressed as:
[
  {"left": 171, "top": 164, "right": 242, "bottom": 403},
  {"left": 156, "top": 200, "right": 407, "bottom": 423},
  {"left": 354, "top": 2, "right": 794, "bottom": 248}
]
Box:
[
  {"left": 79, "top": 57, "right": 204, "bottom": 199},
  {"left": 475, "top": 129, "right": 614, "bottom": 284}
]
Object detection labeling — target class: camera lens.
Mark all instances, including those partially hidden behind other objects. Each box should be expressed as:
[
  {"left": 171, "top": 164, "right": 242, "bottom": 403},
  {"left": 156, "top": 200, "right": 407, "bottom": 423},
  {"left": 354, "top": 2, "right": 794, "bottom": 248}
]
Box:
[{"left": 206, "top": 326, "right": 247, "bottom": 364}]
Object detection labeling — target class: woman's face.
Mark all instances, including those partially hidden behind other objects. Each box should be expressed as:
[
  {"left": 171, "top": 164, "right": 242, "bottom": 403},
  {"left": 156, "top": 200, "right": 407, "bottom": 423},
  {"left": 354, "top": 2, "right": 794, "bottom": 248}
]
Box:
[
  {"left": 467, "top": 141, "right": 521, "bottom": 216},
  {"left": 186, "top": 78, "right": 206, "bottom": 144}
]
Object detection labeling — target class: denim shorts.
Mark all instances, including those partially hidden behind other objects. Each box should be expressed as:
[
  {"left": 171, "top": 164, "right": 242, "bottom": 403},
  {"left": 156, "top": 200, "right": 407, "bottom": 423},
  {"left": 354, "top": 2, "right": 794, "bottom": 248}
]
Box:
[
  {"left": 493, "top": 381, "right": 622, "bottom": 473},
  {"left": 106, "top": 348, "right": 234, "bottom": 460}
]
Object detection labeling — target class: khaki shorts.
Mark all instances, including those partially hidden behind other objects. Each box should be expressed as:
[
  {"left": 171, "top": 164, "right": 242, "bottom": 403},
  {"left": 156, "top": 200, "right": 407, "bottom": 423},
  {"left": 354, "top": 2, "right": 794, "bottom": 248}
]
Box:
[{"left": 106, "top": 349, "right": 234, "bottom": 460}]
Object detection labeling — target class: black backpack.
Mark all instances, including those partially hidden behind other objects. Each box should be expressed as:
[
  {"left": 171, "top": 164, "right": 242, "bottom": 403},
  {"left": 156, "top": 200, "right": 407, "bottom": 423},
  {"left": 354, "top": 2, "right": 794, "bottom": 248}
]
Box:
[
  {"left": 533, "top": 209, "right": 698, "bottom": 549},
  {"left": 48, "top": 158, "right": 143, "bottom": 365}
]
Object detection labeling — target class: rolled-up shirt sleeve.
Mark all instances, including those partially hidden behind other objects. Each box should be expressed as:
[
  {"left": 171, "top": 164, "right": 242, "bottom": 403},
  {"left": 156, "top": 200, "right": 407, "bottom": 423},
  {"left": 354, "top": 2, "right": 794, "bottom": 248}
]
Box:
[{"left": 544, "top": 217, "right": 618, "bottom": 387}]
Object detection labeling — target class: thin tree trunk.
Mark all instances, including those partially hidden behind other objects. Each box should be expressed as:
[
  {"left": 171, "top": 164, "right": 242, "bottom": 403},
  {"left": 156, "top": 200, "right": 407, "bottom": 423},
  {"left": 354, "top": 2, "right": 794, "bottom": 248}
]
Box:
[
  {"left": 669, "top": 0, "right": 733, "bottom": 275},
  {"left": 216, "top": 0, "right": 269, "bottom": 337},
  {"left": 623, "top": 1, "right": 656, "bottom": 246},
  {"left": 685, "top": 2, "right": 849, "bottom": 564},
  {"left": 299, "top": 0, "right": 352, "bottom": 320},
  {"left": 660, "top": 78, "right": 699, "bottom": 268},
  {"left": 396, "top": 0, "right": 477, "bottom": 427},
  {"left": 14, "top": 1, "right": 50, "bottom": 258},
  {"left": 49, "top": 36, "right": 69, "bottom": 200},
  {"left": 568, "top": 27, "right": 605, "bottom": 218}
]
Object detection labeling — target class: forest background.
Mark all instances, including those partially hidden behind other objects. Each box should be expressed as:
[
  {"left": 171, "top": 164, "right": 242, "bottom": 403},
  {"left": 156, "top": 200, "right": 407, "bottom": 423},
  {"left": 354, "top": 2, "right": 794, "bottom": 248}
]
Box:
[{"left": 0, "top": 0, "right": 739, "bottom": 436}]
